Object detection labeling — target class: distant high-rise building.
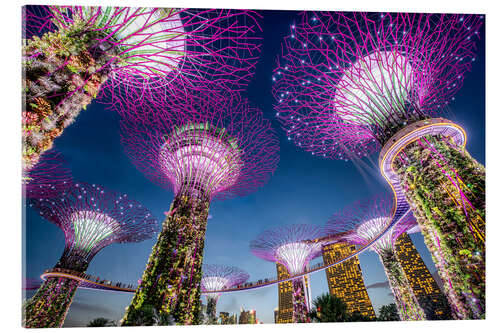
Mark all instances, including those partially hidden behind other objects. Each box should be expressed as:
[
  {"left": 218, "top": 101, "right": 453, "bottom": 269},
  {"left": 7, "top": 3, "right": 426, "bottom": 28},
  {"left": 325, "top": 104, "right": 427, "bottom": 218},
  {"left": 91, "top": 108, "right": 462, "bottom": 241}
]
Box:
[
  {"left": 239, "top": 308, "right": 257, "bottom": 324},
  {"left": 275, "top": 263, "right": 294, "bottom": 323},
  {"left": 322, "top": 242, "right": 376, "bottom": 319},
  {"left": 219, "top": 312, "right": 229, "bottom": 324},
  {"left": 395, "top": 232, "right": 452, "bottom": 320},
  {"left": 219, "top": 311, "right": 237, "bottom": 325},
  {"left": 273, "top": 307, "right": 279, "bottom": 323}
]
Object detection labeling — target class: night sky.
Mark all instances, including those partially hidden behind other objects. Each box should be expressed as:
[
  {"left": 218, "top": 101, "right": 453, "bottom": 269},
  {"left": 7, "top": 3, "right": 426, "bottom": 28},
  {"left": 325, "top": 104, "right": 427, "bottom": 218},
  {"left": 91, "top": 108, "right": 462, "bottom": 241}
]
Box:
[{"left": 23, "top": 9, "right": 485, "bottom": 326}]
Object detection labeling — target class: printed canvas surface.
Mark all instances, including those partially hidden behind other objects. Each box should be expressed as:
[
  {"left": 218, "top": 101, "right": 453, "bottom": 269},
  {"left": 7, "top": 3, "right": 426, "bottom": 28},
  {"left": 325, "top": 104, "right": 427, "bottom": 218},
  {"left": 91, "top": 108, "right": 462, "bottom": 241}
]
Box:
[{"left": 22, "top": 4, "right": 485, "bottom": 327}]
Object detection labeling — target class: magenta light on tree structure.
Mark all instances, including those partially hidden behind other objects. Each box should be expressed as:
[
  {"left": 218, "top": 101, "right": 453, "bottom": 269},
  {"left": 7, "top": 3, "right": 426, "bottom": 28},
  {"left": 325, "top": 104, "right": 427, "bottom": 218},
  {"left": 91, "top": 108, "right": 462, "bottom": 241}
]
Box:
[
  {"left": 22, "top": 149, "right": 72, "bottom": 199},
  {"left": 23, "top": 182, "right": 159, "bottom": 328},
  {"left": 250, "top": 224, "right": 324, "bottom": 323},
  {"left": 201, "top": 264, "right": 250, "bottom": 322},
  {"left": 326, "top": 194, "right": 425, "bottom": 321},
  {"left": 118, "top": 91, "right": 279, "bottom": 325},
  {"left": 22, "top": 5, "right": 262, "bottom": 172},
  {"left": 273, "top": 12, "right": 484, "bottom": 318}
]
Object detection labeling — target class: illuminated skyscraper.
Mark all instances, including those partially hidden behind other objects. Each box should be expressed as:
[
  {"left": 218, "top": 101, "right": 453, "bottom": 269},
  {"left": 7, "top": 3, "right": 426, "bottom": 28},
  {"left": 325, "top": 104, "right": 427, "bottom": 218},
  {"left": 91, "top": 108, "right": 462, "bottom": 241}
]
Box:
[
  {"left": 276, "top": 263, "right": 293, "bottom": 323},
  {"left": 322, "top": 242, "right": 376, "bottom": 319},
  {"left": 395, "top": 233, "right": 452, "bottom": 320}
]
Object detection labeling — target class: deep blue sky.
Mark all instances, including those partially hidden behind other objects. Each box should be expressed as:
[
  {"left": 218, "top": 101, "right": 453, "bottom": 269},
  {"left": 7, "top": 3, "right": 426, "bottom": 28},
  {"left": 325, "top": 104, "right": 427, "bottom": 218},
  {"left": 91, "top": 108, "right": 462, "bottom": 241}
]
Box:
[{"left": 23, "top": 10, "right": 485, "bottom": 326}]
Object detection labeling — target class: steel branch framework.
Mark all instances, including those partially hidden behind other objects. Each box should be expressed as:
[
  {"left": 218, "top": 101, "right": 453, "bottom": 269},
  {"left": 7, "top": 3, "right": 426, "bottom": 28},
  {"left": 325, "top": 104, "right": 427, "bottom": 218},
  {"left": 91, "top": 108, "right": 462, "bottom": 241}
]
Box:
[
  {"left": 24, "top": 182, "right": 158, "bottom": 328},
  {"left": 325, "top": 194, "right": 416, "bottom": 252},
  {"left": 22, "top": 149, "right": 73, "bottom": 199},
  {"left": 120, "top": 92, "right": 279, "bottom": 200},
  {"left": 201, "top": 264, "right": 249, "bottom": 320},
  {"left": 250, "top": 224, "right": 324, "bottom": 274},
  {"left": 29, "top": 182, "right": 159, "bottom": 269},
  {"left": 25, "top": 5, "right": 263, "bottom": 92},
  {"left": 272, "top": 12, "right": 482, "bottom": 159},
  {"left": 22, "top": 5, "right": 262, "bottom": 171},
  {"left": 201, "top": 264, "right": 250, "bottom": 294}
]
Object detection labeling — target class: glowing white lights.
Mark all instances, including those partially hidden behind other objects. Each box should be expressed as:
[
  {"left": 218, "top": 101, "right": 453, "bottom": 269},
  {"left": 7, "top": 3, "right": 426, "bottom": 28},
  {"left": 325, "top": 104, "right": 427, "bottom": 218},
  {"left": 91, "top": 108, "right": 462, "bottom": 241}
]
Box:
[
  {"left": 351, "top": 216, "right": 393, "bottom": 252},
  {"left": 71, "top": 210, "right": 121, "bottom": 252},
  {"left": 159, "top": 123, "right": 243, "bottom": 197},
  {"left": 276, "top": 242, "right": 322, "bottom": 275},
  {"left": 201, "top": 276, "right": 230, "bottom": 291},
  {"left": 69, "top": 7, "right": 187, "bottom": 76},
  {"left": 333, "top": 51, "right": 413, "bottom": 126}
]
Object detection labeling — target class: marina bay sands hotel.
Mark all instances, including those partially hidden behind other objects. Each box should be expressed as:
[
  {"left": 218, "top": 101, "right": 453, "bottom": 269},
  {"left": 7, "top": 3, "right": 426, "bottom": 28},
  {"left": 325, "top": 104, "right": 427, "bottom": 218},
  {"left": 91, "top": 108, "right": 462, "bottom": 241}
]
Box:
[{"left": 274, "top": 232, "right": 450, "bottom": 322}]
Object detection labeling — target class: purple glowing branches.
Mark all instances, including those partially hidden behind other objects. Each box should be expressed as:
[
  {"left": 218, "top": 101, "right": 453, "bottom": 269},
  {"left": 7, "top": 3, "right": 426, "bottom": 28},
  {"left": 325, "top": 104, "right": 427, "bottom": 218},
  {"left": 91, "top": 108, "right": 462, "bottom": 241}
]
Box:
[
  {"left": 23, "top": 150, "right": 72, "bottom": 199},
  {"left": 26, "top": 5, "right": 262, "bottom": 93},
  {"left": 28, "top": 182, "right": 158, "bottom": 270},
  {"left": 201, "top": 264, "right": 249, "bottom": 317},
  {"left": 201, "top": 265, "right": 250, "bottom": 293},
  {"left": 23, "top": 5, "right": 262, "bottom": 171},
  {"left": 120, "top": 92, "right": 279, "bottom": 200},
  {"left": 250, "top": 224, "right": 324, "bottom": 275},
  {"left": 272, "top": 12, "right": 483, "bottom": 159},
  {"left": 326, "top": 194, "right": 416, "bottom": 253}
]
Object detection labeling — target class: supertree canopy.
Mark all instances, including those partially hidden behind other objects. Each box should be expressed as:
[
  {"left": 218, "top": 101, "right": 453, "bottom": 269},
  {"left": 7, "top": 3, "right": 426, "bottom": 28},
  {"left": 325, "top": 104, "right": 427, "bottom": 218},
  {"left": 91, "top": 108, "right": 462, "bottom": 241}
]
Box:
[
  {"left": 273, "top": 12, "right": 484, "bottom": 319},
  {"left": 22, "top": 5, "right": 262, "bottom": 171},
  {"left": 118, "top": 91, "right": 279, "bottom": 325},
  {"left": 201, "top": 264, "right": 249, "bottom": 321},
  {"left": 250, "top": 224, "right": 323, "bottom": 323},
  {"left": 23, "top": 182, "right": 159, "bottom": 328},
  {"left": 326, "top": 194, "right": 425, "bottom": 321},
  {"left": 22, "top": 149, "right": 72, "bottom": 199}
]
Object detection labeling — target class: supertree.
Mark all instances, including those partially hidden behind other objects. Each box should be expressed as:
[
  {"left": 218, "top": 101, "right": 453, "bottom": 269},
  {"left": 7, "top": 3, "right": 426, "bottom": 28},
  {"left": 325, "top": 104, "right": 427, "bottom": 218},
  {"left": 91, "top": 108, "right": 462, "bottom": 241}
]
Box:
[
  {"left": 272, "top": 12, "right": 484, "bottom": 318},
  {"left": 22, "top": 149, "right": 72, "bottom": 199},
  {"left": 23, "top": 182, "right": 159, "bottom": 328},
  {"left": 326, "top": 194, "right": 426, "bottom": 321},
  {"left": 201, "top": 264, "right": 249, "bottom": 322},
  {"left": 22, "top": 5, "right": 262, "bottom": 172},
  {"left": 250, "top": 224, "right": 324, "bottom": 323},
  {"left": 118, "top": 91, "right": 279, "bottom": 325}
]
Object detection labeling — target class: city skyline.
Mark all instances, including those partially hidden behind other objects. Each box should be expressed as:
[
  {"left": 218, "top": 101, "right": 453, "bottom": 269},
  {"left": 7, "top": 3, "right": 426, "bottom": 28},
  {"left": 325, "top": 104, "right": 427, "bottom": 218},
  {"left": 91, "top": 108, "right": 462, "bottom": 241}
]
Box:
[{"left": 23, "top": 9, "right": 485, "bottom": 326}]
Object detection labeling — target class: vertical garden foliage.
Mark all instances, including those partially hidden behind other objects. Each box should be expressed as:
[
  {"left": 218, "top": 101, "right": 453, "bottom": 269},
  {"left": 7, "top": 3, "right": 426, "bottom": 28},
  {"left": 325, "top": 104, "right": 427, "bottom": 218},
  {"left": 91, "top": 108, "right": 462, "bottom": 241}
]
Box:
[
  {"left": 23, "top": 276, "right": 80, "bottom": 328},
  {"left": 122, "top": 194, "right": 210, "bottom": 325},
  {"left": 292, "top": 278, "right": 309, "bottom": 323},
  {"left": 22, "top": 24, "right": 116, "bottom": 170},
  {"left": 395, "top": 134, "right": 485, "bottom": 319},
  {"left": 379, "top": 249, "right": 426, "bottom": 321},
  {"left": 23, "top": 252, "right": 90, "bottom": 328}
]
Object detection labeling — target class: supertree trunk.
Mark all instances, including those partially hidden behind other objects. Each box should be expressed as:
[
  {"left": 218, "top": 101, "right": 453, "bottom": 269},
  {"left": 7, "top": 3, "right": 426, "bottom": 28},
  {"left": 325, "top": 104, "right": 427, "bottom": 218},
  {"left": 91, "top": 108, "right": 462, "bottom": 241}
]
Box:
[
  {"left": 379, "top": 249, "right": 426, "bottom": 321},
  {"left": 122, "top": 194, "right": 210, "bottom": 326},
  {"left": 394, "top": 134, "right": 485, "bottom": 319},
  {"left": 22, "top": 26, "right": 117, "bottom": 171},
  {"left": 291, "top": 278, "right": 309, "bottom": 323},
  {"left": 23, "top": 252, "right": 89, "bottom": 328},
  {"left": 23, "top": 276, "right": 80, "bottom": 328},
  {"left": 418, "top": 225, "right": 467, "bottom": 319}
]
